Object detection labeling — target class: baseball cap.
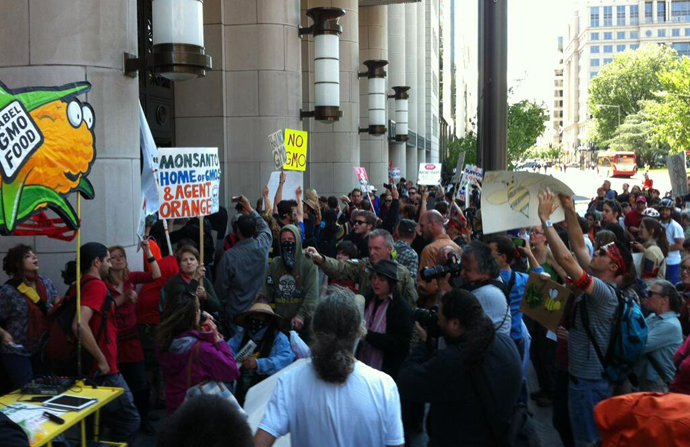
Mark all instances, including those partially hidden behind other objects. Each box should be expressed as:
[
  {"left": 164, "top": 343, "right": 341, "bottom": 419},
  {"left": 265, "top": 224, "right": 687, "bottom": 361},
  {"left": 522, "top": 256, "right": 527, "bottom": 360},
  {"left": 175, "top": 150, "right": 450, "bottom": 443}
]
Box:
[{"left": 636, "top": 196, "right": 646, "bottom": 203}]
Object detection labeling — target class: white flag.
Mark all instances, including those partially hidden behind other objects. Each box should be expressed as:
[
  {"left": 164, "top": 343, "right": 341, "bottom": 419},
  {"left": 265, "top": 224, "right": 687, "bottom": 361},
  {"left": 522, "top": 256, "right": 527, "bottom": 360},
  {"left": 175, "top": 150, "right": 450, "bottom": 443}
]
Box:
[{"left": 140, "top": 102, "right": 160, "bottom": 215}]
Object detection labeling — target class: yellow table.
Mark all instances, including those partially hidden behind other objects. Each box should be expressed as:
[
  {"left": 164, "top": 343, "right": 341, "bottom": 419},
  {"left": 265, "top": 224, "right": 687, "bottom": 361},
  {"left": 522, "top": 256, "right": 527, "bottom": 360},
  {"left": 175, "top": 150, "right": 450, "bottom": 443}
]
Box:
[{"left": 0, "top": 381, "right": 125, "bottom": 447}]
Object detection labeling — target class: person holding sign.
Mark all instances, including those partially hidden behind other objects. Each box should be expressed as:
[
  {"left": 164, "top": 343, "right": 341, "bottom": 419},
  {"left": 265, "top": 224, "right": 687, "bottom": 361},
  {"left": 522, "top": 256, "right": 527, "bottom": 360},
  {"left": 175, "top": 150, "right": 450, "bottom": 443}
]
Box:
[{"left": 162, "top": 245, "right": 221, "bottom": 318}]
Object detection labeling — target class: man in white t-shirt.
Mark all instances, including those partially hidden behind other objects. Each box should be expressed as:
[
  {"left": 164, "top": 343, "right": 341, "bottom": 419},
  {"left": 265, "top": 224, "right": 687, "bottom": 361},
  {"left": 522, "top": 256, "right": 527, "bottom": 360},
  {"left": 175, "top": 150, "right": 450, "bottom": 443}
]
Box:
[
  {"left": 254, "top": 287, "right": 405, "bottom": 447},
  {"left": 659, "top": 198, "right": 684, "bottom": 284}
]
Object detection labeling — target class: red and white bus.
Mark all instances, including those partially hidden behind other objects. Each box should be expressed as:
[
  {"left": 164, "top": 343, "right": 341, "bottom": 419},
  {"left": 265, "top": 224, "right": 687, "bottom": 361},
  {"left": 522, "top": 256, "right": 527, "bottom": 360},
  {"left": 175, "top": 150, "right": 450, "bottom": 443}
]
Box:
[{"left": 597, "top": 151, "right": 637, "bottom": 178}]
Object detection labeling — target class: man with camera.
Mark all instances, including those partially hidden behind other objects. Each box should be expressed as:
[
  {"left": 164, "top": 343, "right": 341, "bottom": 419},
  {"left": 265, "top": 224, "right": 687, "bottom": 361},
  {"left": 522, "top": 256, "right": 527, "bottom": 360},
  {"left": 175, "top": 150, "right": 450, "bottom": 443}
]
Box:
[
  {"left": 417, "top": 210, "right": 460, "bottom": 309},
  {"left": 398, "top": 289, "right": 522, "bottom": 447}
]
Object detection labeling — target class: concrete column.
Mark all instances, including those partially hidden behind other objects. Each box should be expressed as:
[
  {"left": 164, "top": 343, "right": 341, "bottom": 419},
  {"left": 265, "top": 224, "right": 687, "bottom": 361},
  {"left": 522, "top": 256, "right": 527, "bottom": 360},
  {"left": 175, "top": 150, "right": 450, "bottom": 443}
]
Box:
[
  {"left": 417, "top": 0, "right": 427, "bottom": 166},
  {"left": 302, "top": 0, "right": 359, "bottom": 198},
  {"left": 190, "top": 0, "right": 302, "bottom": 202},
  {"left": 359, "top": 5, "right": 388, "bottom": 190},
  {"left": 405, "top": 3, "right": 419, "bottom": 182},
  {"left": 0, "top": 0, "right": 140, "bottom": 286},
  {"left": 387, "top": 4, "right": 406, "bottom": 180}
]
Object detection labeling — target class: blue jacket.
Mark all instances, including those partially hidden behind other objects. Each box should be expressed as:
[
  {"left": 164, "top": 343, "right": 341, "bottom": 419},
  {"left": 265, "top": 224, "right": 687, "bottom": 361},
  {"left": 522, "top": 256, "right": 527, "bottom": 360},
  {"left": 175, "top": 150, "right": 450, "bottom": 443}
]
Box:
[
  {"left": 227, "top": 327, "right": 295, "bottom": 376},
  {"left": 499, "top": 267, "right": 544, "bottom": 341}
]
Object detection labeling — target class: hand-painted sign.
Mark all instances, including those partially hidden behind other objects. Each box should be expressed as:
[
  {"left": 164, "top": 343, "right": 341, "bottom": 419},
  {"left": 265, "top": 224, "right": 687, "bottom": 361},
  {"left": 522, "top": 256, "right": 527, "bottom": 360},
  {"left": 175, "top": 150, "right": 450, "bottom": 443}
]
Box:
[
  {"left": 354, "top": 166, "right": 369, "bottom": 188},
  {"left": 417, "top": 163, "right": 442, "bottom": 185},
  {"left": 667, "top": 152, "right": 688, "bottom": 198},
  {"left": 0, "top": 81, "right": 96, "bottom": 234},
  {"left": 283, "top": 129, "right": 308, "bottom": 171},
  {"left": 157, "top": 148, "right": 221, "bottom": 219},
  {"left": 390, "top": 167, "right": 401, "bottom": 180},
  {"left": 520, "top": 272, "right": 570, "bottom": 333},
  {"left": 269, "top": 129, "right": 286, "bottom": 170}
]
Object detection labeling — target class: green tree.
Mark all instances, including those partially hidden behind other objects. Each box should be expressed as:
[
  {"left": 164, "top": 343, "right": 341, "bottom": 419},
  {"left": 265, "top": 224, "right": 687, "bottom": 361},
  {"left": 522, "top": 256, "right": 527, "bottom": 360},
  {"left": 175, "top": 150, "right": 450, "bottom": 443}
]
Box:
[
  {"left": 445, "top": 131, "right": 477, "bottom": 173},
  {"left": 589, "top": 44, "right": 679, "bottom": 143},
  {"left": 507, "top": 100, "right": 550, "bottom": 168},
  {"left": 643, "top": 55, "right": 690, "bottom": 153},
  {"left": 606, "top": 112, "right": 665, "bottom": 166}
]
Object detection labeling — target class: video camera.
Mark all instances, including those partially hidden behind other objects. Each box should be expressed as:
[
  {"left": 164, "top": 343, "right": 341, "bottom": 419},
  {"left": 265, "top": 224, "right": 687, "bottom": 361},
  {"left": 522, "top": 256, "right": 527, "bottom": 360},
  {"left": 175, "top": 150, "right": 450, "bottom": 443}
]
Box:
[{"left": 419, "top": 253, "right": 461, "bottom": 282}]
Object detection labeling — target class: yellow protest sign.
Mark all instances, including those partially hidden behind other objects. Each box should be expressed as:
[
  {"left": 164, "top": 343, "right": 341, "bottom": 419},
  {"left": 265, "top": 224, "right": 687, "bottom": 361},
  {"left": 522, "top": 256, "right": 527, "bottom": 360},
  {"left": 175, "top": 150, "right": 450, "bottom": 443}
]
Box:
[{"left": 283, "top": 129, "right": 308, "bottom": 171}]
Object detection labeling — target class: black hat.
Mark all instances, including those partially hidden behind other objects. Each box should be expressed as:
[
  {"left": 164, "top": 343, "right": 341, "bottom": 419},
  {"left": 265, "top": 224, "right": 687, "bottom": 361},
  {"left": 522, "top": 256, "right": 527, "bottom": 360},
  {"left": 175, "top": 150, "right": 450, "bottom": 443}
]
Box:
[
  {"left": 371, "top": 259, "right": 398, "bottom": 281},
  {"left": 397, "top": 219, "right": 416, "bottom": 238}
]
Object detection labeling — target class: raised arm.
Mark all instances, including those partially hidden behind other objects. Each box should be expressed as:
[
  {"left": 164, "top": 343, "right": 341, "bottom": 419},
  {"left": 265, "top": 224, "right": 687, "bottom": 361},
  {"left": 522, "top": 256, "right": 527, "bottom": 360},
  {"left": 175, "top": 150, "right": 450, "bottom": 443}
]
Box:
[
  {"left": 295, "top": 186, "right": 304, "bottom": 224},
  {"left": 262, "top": 186, "right": 271, "bottom": 215},
  {"left": 141, "top": 239, "right": 161, "bottom": 280},
  {"left": 420, "top": 188, "right": 429, "bottom": 215},
  {"left": 272, "top": 171, "right": 286, "bottom": 215},
  {"left": 560, "top": 194, "right": 592, "bottom": 270}
]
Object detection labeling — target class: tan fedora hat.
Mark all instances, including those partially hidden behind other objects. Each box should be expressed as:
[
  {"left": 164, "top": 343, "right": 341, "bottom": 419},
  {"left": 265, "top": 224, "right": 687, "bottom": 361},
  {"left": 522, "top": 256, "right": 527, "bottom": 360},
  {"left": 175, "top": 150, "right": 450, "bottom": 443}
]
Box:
[{"left": 234, "top": 303, "right": 283, "bottom": 327}]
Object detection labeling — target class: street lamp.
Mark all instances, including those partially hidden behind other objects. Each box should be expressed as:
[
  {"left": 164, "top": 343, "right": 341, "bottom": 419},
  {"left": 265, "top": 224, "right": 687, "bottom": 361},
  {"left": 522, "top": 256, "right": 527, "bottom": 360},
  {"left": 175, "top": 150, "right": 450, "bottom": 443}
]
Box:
[
  {"left": 389, "top": 86, "right": 410, "bottom": 142},
  {"left": 358, "top": 60, "right": 388, "bottom": 135},
  {"left": 594, "top": 104, "right": 621, "bottom": 127}
]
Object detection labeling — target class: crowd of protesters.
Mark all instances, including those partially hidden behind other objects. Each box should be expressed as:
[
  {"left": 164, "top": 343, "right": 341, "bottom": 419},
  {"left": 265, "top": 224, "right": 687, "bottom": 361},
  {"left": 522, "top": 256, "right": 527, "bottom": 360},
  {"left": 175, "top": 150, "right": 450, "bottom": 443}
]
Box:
[{"left": 1, "top": 169, "right": 690, "bottom": 447}]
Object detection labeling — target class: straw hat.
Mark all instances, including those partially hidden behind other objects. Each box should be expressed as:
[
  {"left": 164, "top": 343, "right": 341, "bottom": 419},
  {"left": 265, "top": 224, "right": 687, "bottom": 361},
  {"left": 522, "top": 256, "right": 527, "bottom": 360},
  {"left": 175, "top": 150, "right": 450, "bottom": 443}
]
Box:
[
  {"left": 234, "top": 303, "right": 283, "bottom": 327},
  {"left": 303, "top": 188, "right": 320, "bottom": 212}
]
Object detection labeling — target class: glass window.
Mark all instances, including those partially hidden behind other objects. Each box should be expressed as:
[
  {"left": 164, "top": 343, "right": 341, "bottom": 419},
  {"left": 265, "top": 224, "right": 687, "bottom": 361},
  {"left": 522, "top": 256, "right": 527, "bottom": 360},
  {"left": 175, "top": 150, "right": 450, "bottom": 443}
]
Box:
[
  {"left": 645, "top": 2, "right": 653, "bottom": 23},
  {"left": 617, "top": 31, "right": 626, "bottom": 39},
  {"left": 591, "top": 45, "right": 600, "bottom": 53},
  {"left": 604, "top": 32, "right": 613, "bottom": 40},
  {"left": 659, "top": 29, "right": 667, "bottom": 37},
  {"left": 631, "top": 44, "right": 640, "bottom": 50},
  {"left": 591, "top": 6, "right": 600, "bottom": 27},
  {"left": 591, "top": 59, "right": 600, "bottom": 67},
  {"left": 672, "top": 1, "right": 690, "bottom": 23},
  {"left": 617, "top": 5, "right": 626, "bottom": 25},
  {"left": 631, "top": 30, "right": 639, "bottom": 39},
  {"left": 630, "top": 5, "right": 640, "bottom": 25},
  {"left": 604, "top": 58, "right": 613, "bottom": 65},
  {"left": 673, "top": 42, "right": 690, "bottom": 56},
  {"left": 604, "top": 6, "right": 613, "bottom": 26},
  {"left": 686, "top": 28, "right": 690, "bottom": 36},
  {"left": 591, "top": 72, "right": 599, "bottom": 79},
  {"left": 658, "top": 1, "right": 666, "bottom": 23},
  {"left": 673, "top": 28, "right": 681, "bottom": 36},
  {"left": 617, "top": 44, "right": 626, "bottom": 52},
  {"left": 646, "top": 29, "right": 653, "bottom": 37},
  {"left": 591, "top": 32, "right": 600, "bottom": 40},
  {"left": 604, "top": 45, "right": 613, "bottom": 53}
]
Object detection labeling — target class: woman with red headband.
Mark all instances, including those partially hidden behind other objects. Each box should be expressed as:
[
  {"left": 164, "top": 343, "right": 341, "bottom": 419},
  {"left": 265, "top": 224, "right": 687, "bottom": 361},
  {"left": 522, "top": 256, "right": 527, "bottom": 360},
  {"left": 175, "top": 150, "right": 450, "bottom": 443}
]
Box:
[{"left": 537, "top": 188, "right": 636, "bottom": 447}]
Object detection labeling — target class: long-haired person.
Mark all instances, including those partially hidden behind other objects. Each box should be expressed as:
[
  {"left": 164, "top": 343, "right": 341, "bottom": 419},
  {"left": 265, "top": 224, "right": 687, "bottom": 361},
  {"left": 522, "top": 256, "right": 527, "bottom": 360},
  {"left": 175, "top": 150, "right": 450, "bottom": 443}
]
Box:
[
  {"left": 157, "top": 292, "right": 239, "bottom": 415},
  {"left": 0, "top": 245, "right": 58, "bottom": 387},
  {"left": 255, "top": 286, "right": 405, "bottom": 447},
  {"left": 631, "top": 218, "right": 669, "bottom": 288}
]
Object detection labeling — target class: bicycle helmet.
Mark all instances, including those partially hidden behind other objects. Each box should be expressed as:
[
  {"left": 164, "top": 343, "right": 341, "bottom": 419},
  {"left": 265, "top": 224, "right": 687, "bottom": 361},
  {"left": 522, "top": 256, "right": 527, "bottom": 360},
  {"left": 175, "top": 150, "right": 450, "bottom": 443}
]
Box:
[
  {"left": 642, "top": 208, "right": 660, "bottom": 218},
  {"left": 659, "top": 198, "right": 674, "bottom": 210}
]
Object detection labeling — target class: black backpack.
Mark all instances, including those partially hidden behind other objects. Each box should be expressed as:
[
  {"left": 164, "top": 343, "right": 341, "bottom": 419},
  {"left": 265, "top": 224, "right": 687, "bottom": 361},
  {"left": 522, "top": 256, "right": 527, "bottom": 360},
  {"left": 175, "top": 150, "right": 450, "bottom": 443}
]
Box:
[{"left": 42, "top": 278, "right": 113, "bottom": 377}]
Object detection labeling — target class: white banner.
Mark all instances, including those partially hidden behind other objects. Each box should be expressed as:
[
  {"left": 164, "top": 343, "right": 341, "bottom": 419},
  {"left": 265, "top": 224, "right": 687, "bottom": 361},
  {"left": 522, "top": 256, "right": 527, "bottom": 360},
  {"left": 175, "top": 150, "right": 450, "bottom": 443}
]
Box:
[
  {"left": 417, "top": 163, "right": 442, "bottom": 185},
  {"left": 267, "top": 171, "right": 303, "bottom": 203},
  {"left": 667, "top": 152, "right": 688, "bottom": 198}
]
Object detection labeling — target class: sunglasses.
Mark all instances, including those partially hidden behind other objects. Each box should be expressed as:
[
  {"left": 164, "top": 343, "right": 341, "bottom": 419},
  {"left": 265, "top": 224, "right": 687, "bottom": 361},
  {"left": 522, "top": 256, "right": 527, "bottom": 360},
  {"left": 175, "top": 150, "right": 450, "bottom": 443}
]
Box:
[
  {"left": 645, "top": 290, "right": 663, "bottom": 299},
  {"left": 354, "top": 220, "right": 368, "bottom": 226},
  {"left": 385, "top": 199, "right": 393, "bottom": 203},
  {"left": 597, "top": 242, "right": 627, "bottom": 274}
]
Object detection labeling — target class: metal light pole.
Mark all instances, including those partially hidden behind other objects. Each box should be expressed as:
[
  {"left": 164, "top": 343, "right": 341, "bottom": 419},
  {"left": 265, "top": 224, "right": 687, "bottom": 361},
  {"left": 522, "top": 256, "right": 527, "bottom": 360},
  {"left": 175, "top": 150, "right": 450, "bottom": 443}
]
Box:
[
  {"left": 594, "top": 103, "right": 620, "bottom": 127},
  {"left": 477, "top": 0, "right": 508, "bottom": 172}
]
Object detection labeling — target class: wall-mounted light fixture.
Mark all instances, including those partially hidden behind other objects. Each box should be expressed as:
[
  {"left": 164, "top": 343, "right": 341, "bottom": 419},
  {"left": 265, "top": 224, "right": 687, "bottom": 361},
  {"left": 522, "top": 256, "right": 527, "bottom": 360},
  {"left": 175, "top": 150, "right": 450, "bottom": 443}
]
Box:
[
  {"left": 125, "top": 0, "right": 212, "bottom": 81},
  {"left": 299, "top": 7, "right": 346, "bottom": 123},
  {"left": 358, "top": 60, "right": 388, "bottom": 135},
  {"left": 389, "top": 86, "right": 410, "bottom": 142}
]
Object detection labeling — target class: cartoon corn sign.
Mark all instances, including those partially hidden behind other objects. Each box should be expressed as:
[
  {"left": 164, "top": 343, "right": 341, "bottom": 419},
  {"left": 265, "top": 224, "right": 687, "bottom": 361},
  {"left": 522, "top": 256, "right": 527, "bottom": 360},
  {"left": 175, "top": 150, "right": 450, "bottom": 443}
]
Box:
[{"left": 0, "top": 81, "right": 96, "bottom": 234}]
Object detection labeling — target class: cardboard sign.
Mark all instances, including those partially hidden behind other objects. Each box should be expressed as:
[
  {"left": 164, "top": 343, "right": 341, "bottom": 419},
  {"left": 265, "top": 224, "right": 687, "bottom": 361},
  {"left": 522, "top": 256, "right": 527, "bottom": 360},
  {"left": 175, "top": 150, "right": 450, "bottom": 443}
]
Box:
[
  {"left": 481, "top": 171, "right": 574, "bottom": 235},
  {"left": 667, "top": 152, "right": 688, "bottom": 198},
  {"left": 520, "top": 272, "right": 570, "bottom": 333},
  {"left": 354, "top": 166, "right": 369, "bottom": 187},
  {"left": 157, "top": 147, "right": 221, "bottom": 219},
  {"left": 269, "top": 129, "right": 286, "bottom": 170},
  {"left": 451, "top": 152, "right": 466, "bottom": 183},
  {"left": 283, "top": 129, "right": 308, "bottom": 171},
  {"left": 457, "top": 164, "right": 483, "bottom": 202},
  {"left": 267, "top": 171, "right": 303, "bottom": 202},
  {"left": 418, "top": 163, "right": 442, "bottom": 185},
  {"left": 390, "top": 167, "right": 401, "bottom": 180}
]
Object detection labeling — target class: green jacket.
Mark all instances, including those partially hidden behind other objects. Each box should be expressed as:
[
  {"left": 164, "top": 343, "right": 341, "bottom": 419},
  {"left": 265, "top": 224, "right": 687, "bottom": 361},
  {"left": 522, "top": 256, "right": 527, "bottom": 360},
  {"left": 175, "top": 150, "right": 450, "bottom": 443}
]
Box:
[
  {"left": 257, "top": 224, "right": 319, "bottom": 331},
  {"left": 320, "top": 256, "right": 418, "bottom": 307}
]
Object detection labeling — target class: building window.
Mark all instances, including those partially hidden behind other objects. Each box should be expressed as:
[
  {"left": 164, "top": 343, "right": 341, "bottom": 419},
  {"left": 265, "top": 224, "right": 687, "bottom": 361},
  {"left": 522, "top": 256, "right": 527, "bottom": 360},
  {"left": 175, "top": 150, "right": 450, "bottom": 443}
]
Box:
[
  {"left": 591, "top": 32, "right": 600, "bottom": 40},
  {"left": 658, "top": 1, "right": 666, "bottom": 23},
  {"left": 631, "top": 43, "right": 640, "bottom": 50},
  {"left": 659, "top": 29, "right": 667, "bottom": 37},
  {"left": 617, "top": 5, "right": 626, "bottom": 25},
  {"left": 603, "top": 45, "right": 613, "bottom": 53},
  {"left": 673, "top": 28, "right": 681, "bottom": 36},
  {"left": 686, "top": 28, "right": 690, "bottom": 36},
  {"left": 604, "top": 32, "right": 613, "bottom": 40},
  {"left": 604, "top": 6, "right": 613, "bottom": 26},
  {"left": 591, "top": 59, "right": 600, "bottom": 67},
  {"left": 630, "top": 4, "right": 640, "bottom": 25},
  {"left": 591, "top": 72, "right": 599, "bottom": 79},
  {"left": 672, "top": 42, "right": 690, "bottom": 56},
  {"left": 646, "top": 30, "right": 653, "bottom": 37},
  {"left": 604, "top": 58, "right": 613, "bottom": 65},
  {"left": 591, "top": 7, "right": 600, "bottom": 27},
  {"left": 672, "top": 1, "right": 690, "bottom": 23},
  {"left": 631, "top": 30, "right": 639, "bottom": 39},
  {"left": 617, "top": 44, "right": 626, "bottom": 52},
  {"left": 617, "top": 31, "right": 625, "bottom": 39},
  {"left": 591, "top": 45, "right": 600, "bottom": 54},
  {"left": 645, "top": 2, "right": 653, "bottom": 23}
]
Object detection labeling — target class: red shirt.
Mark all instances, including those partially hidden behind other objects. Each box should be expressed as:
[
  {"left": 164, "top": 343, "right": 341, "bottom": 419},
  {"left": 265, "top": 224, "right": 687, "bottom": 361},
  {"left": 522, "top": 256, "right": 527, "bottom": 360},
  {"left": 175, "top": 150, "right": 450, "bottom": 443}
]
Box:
[
  {"left": 136, "top": 256, "right": 179, "bottom": 324},
  {"left": 624, "top": 208, "right": 643, "bottom": 231},
  {"left": 115, "top": 271, "right": 155, "bottom": 364},
  {"left": 81, "top": 275, "right": 119, "bottom": 375}
]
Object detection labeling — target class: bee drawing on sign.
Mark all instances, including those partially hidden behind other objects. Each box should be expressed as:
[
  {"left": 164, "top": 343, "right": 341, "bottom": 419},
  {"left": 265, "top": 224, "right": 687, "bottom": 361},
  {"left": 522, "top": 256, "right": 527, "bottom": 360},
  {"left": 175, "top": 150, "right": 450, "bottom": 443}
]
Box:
[{"left": 486, "top": 175, "right": 562, "bottom": 219}]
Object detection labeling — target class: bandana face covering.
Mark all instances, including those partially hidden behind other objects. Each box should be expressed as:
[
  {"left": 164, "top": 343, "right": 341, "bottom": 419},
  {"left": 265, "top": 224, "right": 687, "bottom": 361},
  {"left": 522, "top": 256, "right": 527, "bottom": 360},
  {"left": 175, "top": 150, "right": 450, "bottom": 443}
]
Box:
[
  {"left": 282, "top": 241, "right": 296, "bottom": 270},
  {"left": 248, "top": 318, "right": 269, "bottom": 337}
]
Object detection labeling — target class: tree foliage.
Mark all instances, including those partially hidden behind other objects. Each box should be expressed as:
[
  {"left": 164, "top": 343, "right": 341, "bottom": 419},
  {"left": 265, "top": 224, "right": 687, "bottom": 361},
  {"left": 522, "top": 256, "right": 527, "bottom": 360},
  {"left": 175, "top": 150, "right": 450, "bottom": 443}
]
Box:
[
  {"left": 446, "top": 131, "right": 477, "bottom": 173},
  {"left": 588, "top": 44, "right": 679, "bottom": 143},
  {"left": 606, "top": 112, "right": 666, "bottom": 166}
]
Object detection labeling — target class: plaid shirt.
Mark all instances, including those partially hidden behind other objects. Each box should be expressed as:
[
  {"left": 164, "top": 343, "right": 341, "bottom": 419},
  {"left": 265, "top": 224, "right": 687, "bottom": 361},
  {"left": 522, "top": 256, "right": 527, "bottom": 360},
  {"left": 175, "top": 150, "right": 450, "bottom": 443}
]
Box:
[
  {"left": 394, "top": 241, "right": 419, "bottom": 285},
  {"left": 0, "top": 275, "right": 58, "bottom": 356}
]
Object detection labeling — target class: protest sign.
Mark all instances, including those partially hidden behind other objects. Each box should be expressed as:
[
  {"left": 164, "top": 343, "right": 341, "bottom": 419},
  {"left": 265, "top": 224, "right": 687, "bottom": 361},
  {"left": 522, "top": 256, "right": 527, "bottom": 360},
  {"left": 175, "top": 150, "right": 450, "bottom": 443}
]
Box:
[
  {"left": 667, "top": 152, "right": 688, "bottom": 198},
  {"left": 519, "top": 272, "right": 571, "bottom": 333},
  {"left": 269, "top": 130, "right": 286, "bottom": 170},
  {"left": 451, "top": 153, "right": 466, "bottom": 183},
  {"left": 354, "top": 166, "right": 369, "bottom": 187},
  {"left": 157, "top": 148, "right": 221, "bottom": 219},
  {"left": 390, "top": 167, "right": 401, "bottom": 180},
  {"left": 457, "top": 165, "right": 483, "bottom": 202},
  {"left": 283, "top": 129, "right": 308, "bottom": 171},
  {"left": 267, "top": 171, "right": 303, "bottom": 203},
  {"left": 418, "top": 163, "right": 442, "bottom": 185},
  {"left": 481, "top": 171, "right": 574, "bottom": 235}
]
